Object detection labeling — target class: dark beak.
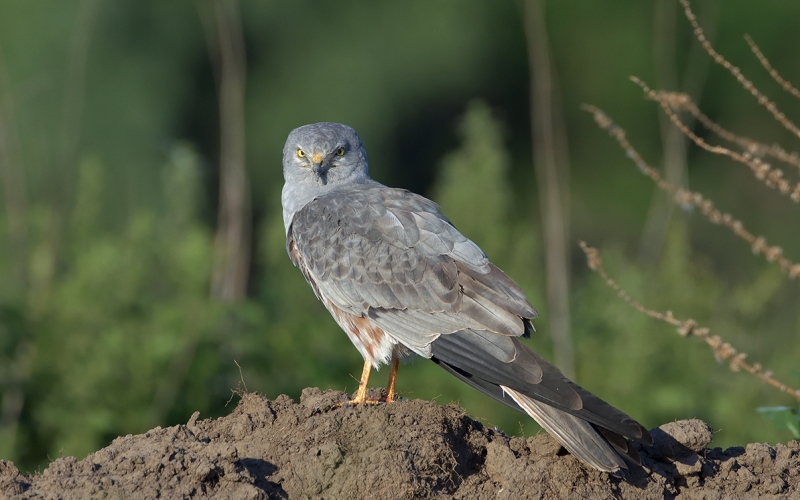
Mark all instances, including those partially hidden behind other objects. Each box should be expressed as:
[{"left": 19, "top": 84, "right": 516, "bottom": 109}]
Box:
[{"left": 312, "top": 162, "right": 328, "bottom": 184}]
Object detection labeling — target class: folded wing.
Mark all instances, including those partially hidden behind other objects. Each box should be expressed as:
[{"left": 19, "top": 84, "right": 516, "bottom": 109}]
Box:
[{"left": 289, "top": 183, "right": 651, "bottom": 471}]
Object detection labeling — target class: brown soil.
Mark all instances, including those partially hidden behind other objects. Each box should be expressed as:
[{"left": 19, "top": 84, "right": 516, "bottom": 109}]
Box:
[{"left": 1, "top": 388, "right": 798, "bottom": 499}]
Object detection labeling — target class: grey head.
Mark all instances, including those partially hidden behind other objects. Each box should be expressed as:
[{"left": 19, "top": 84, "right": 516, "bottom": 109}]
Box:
[{"left": 281, "top": 122, "right": 373, "bottom": 232}]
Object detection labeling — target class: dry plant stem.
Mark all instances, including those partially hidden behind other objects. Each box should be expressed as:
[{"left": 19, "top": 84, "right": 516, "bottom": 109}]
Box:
[
  {"left": 201, "top": 0, "right": 252, "bottom": 302},
  {"left": 579, "top": 242, "right": 800, "bottom": 402},
  {"left": 581, "top": 104, "right": 800, "bottom": 281},
  {"left": 639, "top": 0, "right": 686, "bottom": 264},
  {"left": 640, "top": 1, "right": 716, "bottom": 266},
  {"left": 57, "top": 0, "right": 101, "bottom": 208},
  {"left": 234, "top": 359, "right": 248, "bottom": 393},
  {"left": 524, "top": 0, "right": 575, "bottom": 378},
  {"left": 632, "top": 77, "right": 800, "bottom": 202},
  {"left": 745, "top": 34, "right": 800, "bottom": 101},
  {"left": 680, "top": 0, "right": 800, "bottom": 140},
  {"left": 654, "top": 89, "right": 800, "bottom": 174}
]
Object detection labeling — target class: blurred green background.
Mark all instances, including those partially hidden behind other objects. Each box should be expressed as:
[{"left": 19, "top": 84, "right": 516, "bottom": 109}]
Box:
[{"left": 1, "top": 0, "right": 800, "bottom": 473}]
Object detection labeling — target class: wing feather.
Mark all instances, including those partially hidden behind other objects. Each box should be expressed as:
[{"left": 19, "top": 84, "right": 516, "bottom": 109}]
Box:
[
  {"left": 288, "top": 182, "right": 651, "bottom": 470},
  {"left": 289, "top": 184, "right": 534, "bottom": 341}
]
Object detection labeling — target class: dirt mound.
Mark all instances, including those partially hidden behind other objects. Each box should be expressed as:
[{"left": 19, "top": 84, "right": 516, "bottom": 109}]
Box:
[{"left": 2, "top": 389, "right": 798, "bottom": 499}]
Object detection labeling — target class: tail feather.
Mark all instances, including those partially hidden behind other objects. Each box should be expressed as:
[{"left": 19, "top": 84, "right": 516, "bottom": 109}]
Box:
[
  {"left": 432, "top": 356, "right": 646, "bottom": 472},
  {"left": 431, "top": 331, "right": 652, "bottom": 444},
  {"left": 430, "top": 329, "right": 653, "bottom": 472},
  {"left": 502, "top": 386, "right": 629, "bottom": 472},
  {"left": 596, "top": 425, "right": 641, "bottom": 465}
]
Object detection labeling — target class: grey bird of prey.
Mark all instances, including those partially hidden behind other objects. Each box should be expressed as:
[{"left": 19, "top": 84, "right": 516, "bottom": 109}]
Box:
[{"left": 282, "top": 122, "right": 652, "bottom": 472}]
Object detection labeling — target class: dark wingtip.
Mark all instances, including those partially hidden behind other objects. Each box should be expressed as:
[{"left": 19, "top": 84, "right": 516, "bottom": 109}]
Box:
[
  {"left": 522, "top": 318, "right": 534, "bottom": 338},
  {"left": 596, "top": 426, "right": 644, "bottom": 466},
  {"left": 623, "top": 419, "right": 654, "bottom": 446},
  {"left": 638, "top": 425, "right": 654, "bottom": 446}
]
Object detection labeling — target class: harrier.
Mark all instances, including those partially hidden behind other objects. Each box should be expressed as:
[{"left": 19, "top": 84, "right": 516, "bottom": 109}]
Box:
[{"left": 281, "top": 122, "right": 652, "bottom": 472}]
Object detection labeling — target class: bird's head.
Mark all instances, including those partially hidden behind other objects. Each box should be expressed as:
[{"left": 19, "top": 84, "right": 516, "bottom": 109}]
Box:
[{"left": 282, "top": 122, "right": 369, "bottom": 188}]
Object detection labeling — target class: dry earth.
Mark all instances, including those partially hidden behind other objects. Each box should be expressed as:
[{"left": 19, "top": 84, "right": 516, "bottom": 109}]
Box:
[{"left": 1, "top": 388, "right": 798, "bottom": 499}]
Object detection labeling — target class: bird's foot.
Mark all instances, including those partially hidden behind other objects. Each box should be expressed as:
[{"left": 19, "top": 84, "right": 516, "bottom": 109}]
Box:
[
  {"left": 385, "top": 387, "right": 398, "bottom": 403},
  {"left": 336, "top": 387, "right": 399, "bottom": 407},
  {"left": 349, "top": 387, "right": 384, "bottom": 404}
]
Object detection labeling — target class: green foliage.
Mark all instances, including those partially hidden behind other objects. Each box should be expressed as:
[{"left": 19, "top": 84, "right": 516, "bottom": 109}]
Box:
[
  {"left": 1, "top": 146, "right": 250, "bottom": 469},
  {"left": 757, "top": 373, "right": 800, "bottom": 439},
  {"left": 758, "top": 406, "right": 800, "bottom": 439},
  {"left": 433, "top": 101, "right": 512, "bottom": 260},
  {"left": 1, "top": 0, "right": 799, "bottom": 475}
]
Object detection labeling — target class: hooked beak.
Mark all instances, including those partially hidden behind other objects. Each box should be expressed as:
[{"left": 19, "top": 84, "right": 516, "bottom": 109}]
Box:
[{"left": 310, "top": 153, "right": 328, "bottom": 183}]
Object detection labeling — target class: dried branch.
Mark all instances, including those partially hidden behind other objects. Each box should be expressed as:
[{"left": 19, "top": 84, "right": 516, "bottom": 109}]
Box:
[
  {"left": 640, "top": 0, "right": 715, "bottom": 264},
  {"left": 652, "top": 89, "right": 800, "bottom": 174},
  {"left": 581, "top": 104, "right": 800, "bottom": 280},
  {"left": 744, "top": 34, "right": 800, "bottom": 100},
  {"left": 679, "top": 0, "right": 800, "bottom": 140},
  {"left": 579, "top": 242, "right": 800, "bottom": 402},
  {"left": 632, "top": 77, "right": 800, "bottom": 203}
]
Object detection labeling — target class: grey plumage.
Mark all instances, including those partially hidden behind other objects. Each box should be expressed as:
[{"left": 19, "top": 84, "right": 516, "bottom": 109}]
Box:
[{"left": 282, "top": 122, "right": 652, "bottom": 472}]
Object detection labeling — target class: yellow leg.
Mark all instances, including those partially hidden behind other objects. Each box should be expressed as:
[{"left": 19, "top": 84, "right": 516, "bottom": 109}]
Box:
[
  {"left": 386, "top": 355, "right": 399, "bottom": 402},
  {"left": 350, "top": 359, "right": 372, "bottom": 404}
]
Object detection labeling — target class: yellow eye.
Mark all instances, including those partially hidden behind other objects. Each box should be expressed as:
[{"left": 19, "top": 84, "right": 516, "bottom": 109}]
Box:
[
  {"left": 297, "top": 148, "right": 305, "bottom": 158},
  {"left": 336, "top": 147, "right": 345, "bottom": 156}
]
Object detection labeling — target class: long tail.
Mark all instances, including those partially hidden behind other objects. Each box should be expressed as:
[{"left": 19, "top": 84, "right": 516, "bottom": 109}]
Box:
[
  {"left": 431, "top": 331, "right": 651, "bottom": 472},
  {"left": 501, "top": 386, "right": 636, "bottom": 472}
]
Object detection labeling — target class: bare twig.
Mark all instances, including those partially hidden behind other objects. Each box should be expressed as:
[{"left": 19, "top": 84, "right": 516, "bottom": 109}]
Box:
[
  {"left": 632, "top": 77, "right": 800, "bottom": 202},
  {"left": 640, "top": 0, "right": 715, "bottom": 264},
  {"left": 679, "top": 0, "right": 800, "bottom": 140},
  {"left": 226, "top": 360, "right": 249, "bottom": 406},
  {"left": 580, "top": 242, "right": 800, "bottom": 402},
  {"left": 654, "top": 90, "right": 800, "bottom": 173},
  {"left": 234, "top": 359, "right": 248, "bottom": 392},
  {"left": 582, "top": 104, "right": 800, "bottom": 280},
  {"left": 744, "top": 34, "right": 800, "bottom": 100}
]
